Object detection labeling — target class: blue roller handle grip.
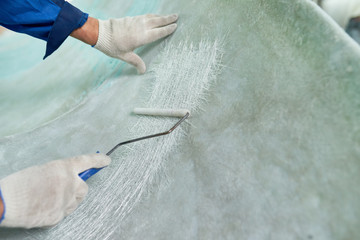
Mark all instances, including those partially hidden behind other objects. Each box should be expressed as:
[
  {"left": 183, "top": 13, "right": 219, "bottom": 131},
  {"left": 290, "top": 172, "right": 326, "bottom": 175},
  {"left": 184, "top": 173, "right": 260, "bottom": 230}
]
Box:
[
  {"left": 79, "top": 167, "right": 104, "bottom": 181},
  {"left": 78, "top": 151, "right": 104, "bottom": 181}
]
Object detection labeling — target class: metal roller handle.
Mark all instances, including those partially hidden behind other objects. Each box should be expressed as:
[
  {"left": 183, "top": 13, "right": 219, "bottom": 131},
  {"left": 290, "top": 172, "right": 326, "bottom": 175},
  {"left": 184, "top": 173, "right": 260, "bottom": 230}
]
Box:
[{"left": 79, "top": 112, "right": 189, "bottom": 181}]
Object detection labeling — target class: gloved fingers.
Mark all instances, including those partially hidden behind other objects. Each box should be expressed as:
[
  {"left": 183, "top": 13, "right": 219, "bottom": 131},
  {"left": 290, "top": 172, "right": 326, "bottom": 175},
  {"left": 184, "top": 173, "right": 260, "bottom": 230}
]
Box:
[
  {"left": 75, "top": 180, "right": 89, "bottom": 203},
  {"left": 63, "top": 178, "right": 88, "bottom": 216},
  {"left": 64, "top": 198, "right": 81, "bottom": 217},
  {"left": 121, "top": 52, "right": 146, "bottom": 74},
  {"left": 147, "top": 14, "right": 178, "bottom": 29},
  {"left": 67, "top": 154, "right": 111, "bottom": 175},
  {"left": 44, "top": 214, "right": 66, "bottom": 228},
  {"left": 145, "top": 14, "right": 161, "bottom": 18},
  {"left": 65, "top": 203, "right": 78, "bottom": 216},
  {"left": 56, "top": 178, "right": 87, "bottom": 217},
  {"left": 147, "top": 23, "right": 177, "bottom": 43}
]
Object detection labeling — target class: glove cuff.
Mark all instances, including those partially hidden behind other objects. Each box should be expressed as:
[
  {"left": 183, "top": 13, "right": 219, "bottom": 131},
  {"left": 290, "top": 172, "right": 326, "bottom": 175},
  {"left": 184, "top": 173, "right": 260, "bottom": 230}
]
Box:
[
  {"left": 94, "top": 19, "right": 114, "bottom": 56},
  {"left": 0, "top": 178, "right": 33, "bottom": 228},
  {"left": 0, "top": 188, "right": 5, "bottom": 224}
]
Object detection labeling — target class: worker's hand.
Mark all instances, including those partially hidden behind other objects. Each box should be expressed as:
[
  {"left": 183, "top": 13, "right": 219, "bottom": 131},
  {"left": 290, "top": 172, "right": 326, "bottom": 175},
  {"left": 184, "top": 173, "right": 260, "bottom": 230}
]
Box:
[
  {"left": 0, "top": 154, "right": 110, "bottom": 229},
  {"left": 94, "top": 14, "right": 178, "bottom": 74}
]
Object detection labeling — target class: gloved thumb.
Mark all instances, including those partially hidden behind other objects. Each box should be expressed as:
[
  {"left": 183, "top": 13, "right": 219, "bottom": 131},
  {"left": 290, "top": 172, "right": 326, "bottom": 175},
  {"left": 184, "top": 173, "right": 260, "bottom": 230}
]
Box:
[
  {"left": 121, "top": 52, "right": 146, "bottom": 74},
  {"left": 66, "top": 154, "right": 111, "bottom": 175}
]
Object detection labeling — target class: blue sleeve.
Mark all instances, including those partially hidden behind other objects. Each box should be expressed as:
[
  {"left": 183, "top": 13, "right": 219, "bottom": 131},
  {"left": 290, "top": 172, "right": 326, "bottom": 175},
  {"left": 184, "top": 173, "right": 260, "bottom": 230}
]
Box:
[
  {"left": 0, "top": 0, "right": 88, "bottom": 59},
  {"left": 0, "top": 188, "right": 5, "bottom": 224}
]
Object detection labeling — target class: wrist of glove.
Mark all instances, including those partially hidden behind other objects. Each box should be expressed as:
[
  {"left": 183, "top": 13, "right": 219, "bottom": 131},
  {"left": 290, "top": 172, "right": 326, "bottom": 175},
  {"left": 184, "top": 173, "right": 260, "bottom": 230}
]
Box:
[
  {"left": 94, "top": 14, "right": 178, "bottom": 74},
  {"left": 0, "top": 154, "right": 110, "bottom": 229}
]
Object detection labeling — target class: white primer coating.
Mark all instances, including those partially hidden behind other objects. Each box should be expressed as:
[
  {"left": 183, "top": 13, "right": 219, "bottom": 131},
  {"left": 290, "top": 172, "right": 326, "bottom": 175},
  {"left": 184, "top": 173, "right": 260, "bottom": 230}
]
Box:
[{"left": 133, "top": 108, "right": 190, "bottom": 118}]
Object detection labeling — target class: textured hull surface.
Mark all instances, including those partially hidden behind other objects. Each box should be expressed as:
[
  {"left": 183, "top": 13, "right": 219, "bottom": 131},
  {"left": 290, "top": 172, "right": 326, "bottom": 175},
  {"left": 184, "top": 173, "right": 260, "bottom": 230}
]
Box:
[{"left": 0, "top": 0, "right": 359, "bottom": 239}]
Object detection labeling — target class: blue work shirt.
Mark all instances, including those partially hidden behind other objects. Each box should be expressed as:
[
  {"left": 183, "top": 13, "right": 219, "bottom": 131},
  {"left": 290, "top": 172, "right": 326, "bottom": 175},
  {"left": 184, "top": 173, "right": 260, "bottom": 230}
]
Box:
[{"left": 0, "top": 0, "right": 88, "bottom": 59}]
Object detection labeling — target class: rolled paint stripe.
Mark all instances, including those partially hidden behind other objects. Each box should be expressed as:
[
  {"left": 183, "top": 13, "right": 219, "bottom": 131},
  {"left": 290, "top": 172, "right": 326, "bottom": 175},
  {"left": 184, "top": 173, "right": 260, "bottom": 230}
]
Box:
[{"left": 133, "top": 108, "right": 190, "bottom": 118}]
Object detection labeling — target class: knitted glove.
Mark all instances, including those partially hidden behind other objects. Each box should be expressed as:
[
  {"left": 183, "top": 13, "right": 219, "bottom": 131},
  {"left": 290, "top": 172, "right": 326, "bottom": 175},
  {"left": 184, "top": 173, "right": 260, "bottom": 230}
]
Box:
[
  {"left": 322, "top": 0, "right": 360, "bottom": 28},
  {"left": 0, "top": 154, "right": 110, "bottom": 228},
  {"left": 94, "top": 14, "right": 178, "bottom": 74}
]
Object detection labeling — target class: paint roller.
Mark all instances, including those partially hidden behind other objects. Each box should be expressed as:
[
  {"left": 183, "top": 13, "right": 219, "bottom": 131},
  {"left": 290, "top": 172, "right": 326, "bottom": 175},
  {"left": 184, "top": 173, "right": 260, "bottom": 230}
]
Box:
[{"left": 78, "top": 108, "right": 190, "bottom": 181}]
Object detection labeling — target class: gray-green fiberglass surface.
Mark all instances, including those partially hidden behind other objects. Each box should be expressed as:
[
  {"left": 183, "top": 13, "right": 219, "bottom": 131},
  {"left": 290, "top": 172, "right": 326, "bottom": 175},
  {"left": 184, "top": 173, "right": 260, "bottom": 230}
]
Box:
[{"left": 0, "top": 0, "right": 360, "bottom": 239}]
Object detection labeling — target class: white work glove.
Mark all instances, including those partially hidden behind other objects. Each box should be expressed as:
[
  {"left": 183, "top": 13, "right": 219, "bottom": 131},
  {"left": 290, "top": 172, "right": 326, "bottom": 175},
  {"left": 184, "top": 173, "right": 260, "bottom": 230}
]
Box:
[
  {"left": 322, "top": 0, "right": 360, "bottom": 28},
  {"left": 94, "top": 14, "right": 178, "bottom": 74},
  {"left": 0, "top": 154, "right": 110, "bottom": 228}
]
